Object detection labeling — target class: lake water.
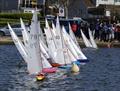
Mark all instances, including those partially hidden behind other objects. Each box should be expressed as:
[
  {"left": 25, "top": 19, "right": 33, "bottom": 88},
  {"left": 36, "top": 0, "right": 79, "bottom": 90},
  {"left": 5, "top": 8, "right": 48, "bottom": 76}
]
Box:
[{"left": 0, "top": 45, "right": 120, "bottom": 91}]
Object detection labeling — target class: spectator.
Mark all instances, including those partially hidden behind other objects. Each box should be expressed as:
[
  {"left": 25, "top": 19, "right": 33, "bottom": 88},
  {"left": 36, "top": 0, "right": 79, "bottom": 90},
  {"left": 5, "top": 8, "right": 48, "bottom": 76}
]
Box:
[
  {"left": 115, "top": 23, "right": 120, "bottom": 41},
  {"left": 71, "top": 21, "right": 78, "bottom": 36},
  {"left": 71, "top": 21, "right": 78, "bottom": 33},
  {"left": 90, "top": 22, "right": 95, "bottom": 36},
  {"left": 94, "top": 21, "right": 100, "bottom": 40}
]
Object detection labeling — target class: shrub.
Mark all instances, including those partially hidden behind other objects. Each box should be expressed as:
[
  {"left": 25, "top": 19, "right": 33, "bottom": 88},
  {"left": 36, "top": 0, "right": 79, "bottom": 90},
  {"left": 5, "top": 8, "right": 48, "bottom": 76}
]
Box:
[{"left": 0, "top": 13, "right": 42, "bottom": 20}]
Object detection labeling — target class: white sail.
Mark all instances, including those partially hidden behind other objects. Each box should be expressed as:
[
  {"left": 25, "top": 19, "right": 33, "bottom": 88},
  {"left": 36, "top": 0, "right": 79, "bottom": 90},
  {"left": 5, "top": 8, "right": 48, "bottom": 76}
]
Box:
[
  {"left": 45, "top": 19, "right": 57, "bottom": 49},
  {"left": 20, "top": 18, "right": 36, "bottom": 74},
  {"left": 51, "top": 20, "right": 71, "bottom": 64},
  {"left": 62, "top": 27, "right": 79, "bottom": 59},
  {"left": 20, "top": 17, "right": 51, "bottom": 62},
  {"left": 28, "top": 11, "right": 43, "bottom": 74},
  {"left": 69, "top": 23, "right": 80, "bottom": 49},
  {"left": 45, "top": 18, "right": 68, "bottom": 64},
  {"left": 88, "top": 28, "right": 98, "bottom": 49},
  {"left": 9, "top": 21, "right": 43, "bottom": 74},
  {"left": 54, "top": 16, "right": 65, "bottom": 64},
  {"left": 62, "top": 26, "right": 87, "bottom": 60},
  {"left": 67, "top": 48, "right": 77, "bottom": 62},
  {"left": 8, "top": 23, "right": 28, "bottom": 63},
  {"left": 80, "top": 29, "right": 92, "bottom": 48},
  {"left": 20, "top": 18, "right": 29, "bottom": 47},
  {"left": 40, "top": 41, "right": 50, "bottom": 59},
  {"left": 41, "top": 52, "right": 52, "bottom": 68},
  {"left": 51, "top": 21, "right": 57, "bottom": 36},
  {"left": 44, "top": 28, "right": 57, "bottom": 63},
  {"left": 40, "top": 39, "right": 49, "bottom": 54},
  {"left": 37, "top": 21, "right": 47, "bottom": 45},
  {"left": 62, "top": 36, "right": 77, "bottom": 63},
  {"left": 9, "top": 11, "right": 53, "bottom": 74},
  {"left": 62, "top": 36, "right": 72, "bottom": 64},
  {"left": 8, "top": 23, "right": 36, "bottom": 74}
]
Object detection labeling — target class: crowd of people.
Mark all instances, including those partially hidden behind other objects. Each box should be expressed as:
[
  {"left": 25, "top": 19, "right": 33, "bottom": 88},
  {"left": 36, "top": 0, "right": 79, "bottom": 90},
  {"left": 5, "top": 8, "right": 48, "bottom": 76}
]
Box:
[{"left": 72, "top": 19, "right": 120, "bottom": 43}]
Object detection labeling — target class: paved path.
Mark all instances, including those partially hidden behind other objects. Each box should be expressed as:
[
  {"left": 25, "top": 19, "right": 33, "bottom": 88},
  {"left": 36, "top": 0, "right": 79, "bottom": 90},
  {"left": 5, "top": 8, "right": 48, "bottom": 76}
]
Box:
[{"left": 0, "top": 36, "right": 120, "bottom": 48}]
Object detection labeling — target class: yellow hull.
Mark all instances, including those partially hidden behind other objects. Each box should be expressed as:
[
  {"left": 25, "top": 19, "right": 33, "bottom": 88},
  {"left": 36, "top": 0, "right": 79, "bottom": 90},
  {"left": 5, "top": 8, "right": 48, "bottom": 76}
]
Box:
[
  {"left": 71, "top": 63, "right": 80, "bottom": 73},
  {"left": 36, "top": 76, "right": 45, "bottom": 81}
]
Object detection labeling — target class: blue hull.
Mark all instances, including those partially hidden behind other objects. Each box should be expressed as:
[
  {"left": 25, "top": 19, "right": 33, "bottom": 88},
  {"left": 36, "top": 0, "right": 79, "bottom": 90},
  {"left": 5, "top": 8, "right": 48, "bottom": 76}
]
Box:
[
  {"left": 77, "top": 59, "right": 89, "bottom": 63},
  {"left": 58, "top": 65, "right": 72, "bottom": 69}
]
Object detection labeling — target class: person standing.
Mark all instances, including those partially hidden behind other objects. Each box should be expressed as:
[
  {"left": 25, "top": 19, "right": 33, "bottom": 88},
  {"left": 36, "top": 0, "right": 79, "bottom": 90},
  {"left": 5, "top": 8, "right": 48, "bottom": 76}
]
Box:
[
  {"left": 71, "top": 21, "right": 78, "bottom": 32},
  {"left": 115, "top": 23, "right": 120, "bottom": 41},
  {"left": 94, "top": 21, "right": 100, "bottom": 40},
  {"left": 71, "top": 21, "right": 78, "bottom": 36}
]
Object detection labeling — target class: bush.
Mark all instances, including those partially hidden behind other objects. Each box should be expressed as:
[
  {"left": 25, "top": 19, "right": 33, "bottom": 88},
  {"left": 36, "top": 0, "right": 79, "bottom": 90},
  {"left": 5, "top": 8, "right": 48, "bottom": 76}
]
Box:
[
  {"left": 0, "top": 22, "right": 8, "bottom": 27},
  {"left": 0, "top": 18, "right": 29, "bottom": 27},
  {"left": 0, "top": 13, "right": 46, "bottom": 27},
  {"left": 0, "top": 13, "right": 43, "bottom": 20}
]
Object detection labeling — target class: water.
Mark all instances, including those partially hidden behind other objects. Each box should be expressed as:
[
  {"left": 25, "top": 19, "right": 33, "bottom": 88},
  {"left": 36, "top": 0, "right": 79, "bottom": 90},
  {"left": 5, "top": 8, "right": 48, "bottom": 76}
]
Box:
[{"left": 0, "top": 45, "right": 120, "bottom": 91}]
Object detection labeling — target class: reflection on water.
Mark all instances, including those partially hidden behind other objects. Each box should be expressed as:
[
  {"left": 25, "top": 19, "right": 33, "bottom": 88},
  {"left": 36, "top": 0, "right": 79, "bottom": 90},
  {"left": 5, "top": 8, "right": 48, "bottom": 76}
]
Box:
[{"left": 0, "top": 45, "right": 120, "bottom": 91}]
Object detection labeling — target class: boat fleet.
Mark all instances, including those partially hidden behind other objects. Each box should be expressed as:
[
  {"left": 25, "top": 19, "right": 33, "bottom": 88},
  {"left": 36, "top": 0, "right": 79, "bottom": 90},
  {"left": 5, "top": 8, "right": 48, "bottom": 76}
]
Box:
[{"left": 8, "top": 11, "right": 98, "bottom": 81}]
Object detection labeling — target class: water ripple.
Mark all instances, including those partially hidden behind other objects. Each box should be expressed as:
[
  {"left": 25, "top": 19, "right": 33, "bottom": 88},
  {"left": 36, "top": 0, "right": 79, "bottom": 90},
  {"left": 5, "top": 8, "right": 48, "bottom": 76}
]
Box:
[{"left": 0, "top": 45, "right": 120, "bottom": 91}]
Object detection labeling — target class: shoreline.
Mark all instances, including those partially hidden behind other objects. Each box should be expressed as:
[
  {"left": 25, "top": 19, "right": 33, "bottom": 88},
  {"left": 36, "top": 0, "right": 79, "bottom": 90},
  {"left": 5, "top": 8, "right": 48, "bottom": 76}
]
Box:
[{"left": 0, "top": 36, "right": 120, "bottom": 48}]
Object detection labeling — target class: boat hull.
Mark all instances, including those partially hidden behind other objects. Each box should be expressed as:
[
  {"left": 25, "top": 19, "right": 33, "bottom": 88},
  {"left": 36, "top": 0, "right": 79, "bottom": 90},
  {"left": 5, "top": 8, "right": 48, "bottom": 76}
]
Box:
[
  {"left": 77, "top": 59, "right": 89, "bottom": 63},
  {"left": 36, "top": 74, "right": 45, "bottom": 81},
  {"left": 42, "top": 68, "right": 57, "bottom": 73},
  {"left": 58, "top": 65, "right": 72, "bottom": 69},
  {"left": 51, "top": 63, "right": 61, "bottom": 67}
]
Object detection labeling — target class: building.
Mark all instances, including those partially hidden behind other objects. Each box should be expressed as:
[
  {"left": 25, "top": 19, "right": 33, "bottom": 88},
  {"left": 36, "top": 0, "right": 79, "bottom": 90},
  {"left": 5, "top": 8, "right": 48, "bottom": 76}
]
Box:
[
  {"left": 96, "top": 0, "right": 120, "bottom": 6},
  {"left": 0, "top": 0, "right": 18, "bottom": 12},
  {"left": 1, "top": 0, "right": 120, "bottom": 19},
  {"left": 18, "top": 0, "right": 44, "bottom": 8},
  {"left": 68, "top": 0, "right": 120, "bottom": 19},
  {"left": 0, "top": 0, "right": 44, "bottom": 12},
  {"left": 88, "top": 0, "right": 120, "bottom": 18}
]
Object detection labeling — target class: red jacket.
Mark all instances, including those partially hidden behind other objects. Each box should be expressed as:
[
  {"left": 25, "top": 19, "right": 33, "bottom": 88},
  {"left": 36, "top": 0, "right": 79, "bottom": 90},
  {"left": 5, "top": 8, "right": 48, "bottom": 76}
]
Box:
[
  {"left": 71, "top": 24, "right": 78, "bottom": 32},
  {"left": 115, "top": 25, "right": 120, "bottom": 32}
]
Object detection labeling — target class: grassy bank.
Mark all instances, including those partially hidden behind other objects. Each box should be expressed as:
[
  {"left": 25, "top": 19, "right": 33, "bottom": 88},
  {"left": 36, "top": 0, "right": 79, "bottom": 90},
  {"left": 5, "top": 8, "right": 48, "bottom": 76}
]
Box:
[{"left": 0, "top": 13, "right": 45, "bottom": 27}]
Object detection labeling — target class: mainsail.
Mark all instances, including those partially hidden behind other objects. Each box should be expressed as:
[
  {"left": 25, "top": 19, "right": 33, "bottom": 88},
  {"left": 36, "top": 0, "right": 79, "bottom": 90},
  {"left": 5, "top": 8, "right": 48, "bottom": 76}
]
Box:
[
  {"left": 88, "top": 28, "right": 98, "bottom": 49},
  {"left": 44, "top": 19, "right": 57, "bottom": 63},
  {"left": 20, "top": 18, "right": 29, "bottom": 47},
  {"left": 80, "top": 29, "right": 92, "bottom": 48},
  {"left": 28, "top": 11, "right": 43, "bottom": 74},
  {"left": 8, "top": 23, "right": 28, "bottom": 63},
  {"left": 69, "top": 23, "right": 80, "bottom": 49},
  {"left": 62, "top": 26, "right": 87, "bottom": 60}
]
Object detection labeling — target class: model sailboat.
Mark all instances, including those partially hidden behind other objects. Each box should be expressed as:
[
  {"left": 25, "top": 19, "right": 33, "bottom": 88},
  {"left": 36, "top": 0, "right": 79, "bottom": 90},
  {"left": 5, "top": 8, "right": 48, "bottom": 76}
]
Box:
[
  {"left": 88, "top": 28, "right": 98, "bottom": 49},
  {"left": 8, "top": 11, "right": 57, "bottom": 78},
  {"left": 62, "top": 26, "right": 88, "bottom": 63},
  {"left": 80, "top": 29, "right": 93, "bottom": 48}
]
